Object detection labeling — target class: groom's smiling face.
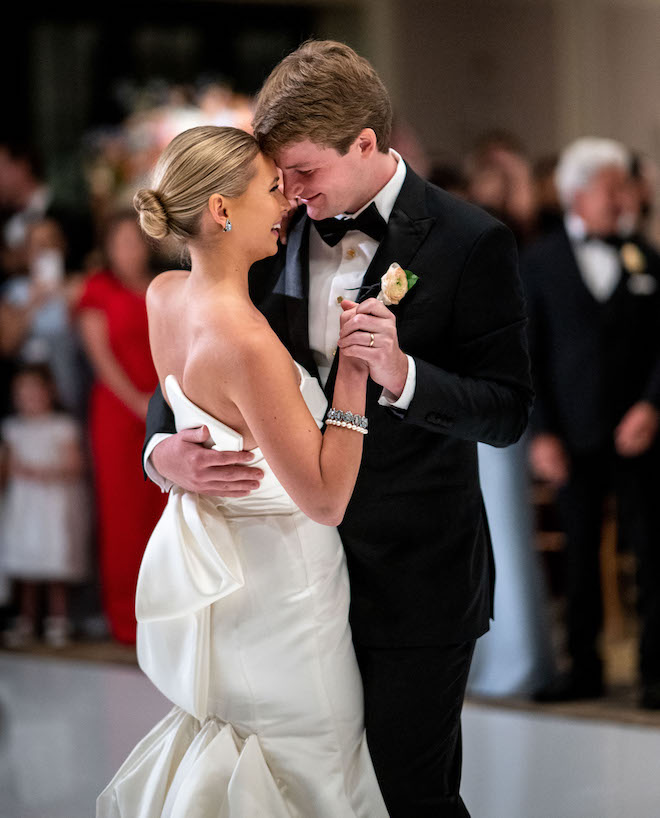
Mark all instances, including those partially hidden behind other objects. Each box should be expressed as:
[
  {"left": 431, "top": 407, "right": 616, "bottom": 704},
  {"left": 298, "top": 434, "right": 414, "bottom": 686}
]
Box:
[{"left": 275, "top": 138, "right": 371, "bottom": 221}]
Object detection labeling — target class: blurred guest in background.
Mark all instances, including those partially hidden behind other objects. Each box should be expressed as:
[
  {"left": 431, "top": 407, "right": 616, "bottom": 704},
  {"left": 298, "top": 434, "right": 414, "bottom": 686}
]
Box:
[
  {"left": 465, "top": 131, "right": 556, "bottom": 698},
  {"left": 76, "top": 212, "right": 166, "bottom": 644},
  {"left": 619, "top": 151, "right": 657, "bottom": 242},
  {"left": 195, "top": 76, "right": 254, "bottom": 132},
  {"left": 0, "top": 142, "right": 52, "bottom": 260},
  {"left": 0, "top": 140, "right": 92, "bottom": 271},
  {"left": 1, "top": 363, "right": 88, "bottom": 648},
  {"left": 522, "top": 137, "right": 660, "bottom": 708},
  {"left": 428, "top": 163, "right": 468, "bottom": 198},
  {"left": 0, "top": 217, "right": 89, "bottom": 416},
  {"left": 390, "top": 114, "right": 431, "bottom": 178},
  {"left": 464, "top": 130, "right": 538, "bottom": 245},
  {"left": 533, "top": 154, "right": 564, "bottom": 236},
  {"left": 468, "top": 435, "right": 556, "bottom": 698}
]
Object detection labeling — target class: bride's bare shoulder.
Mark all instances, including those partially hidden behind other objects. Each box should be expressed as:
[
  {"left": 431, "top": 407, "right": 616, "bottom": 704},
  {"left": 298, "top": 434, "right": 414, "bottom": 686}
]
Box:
[
  {"left": 193, "top": 297, "right": 288, "bottom": 374},
  {"left": 201, "top": 298, "right": 272, "bottom": 352},
  {"left": 146, "top": 270, "right": 190, "bottom": 309}
]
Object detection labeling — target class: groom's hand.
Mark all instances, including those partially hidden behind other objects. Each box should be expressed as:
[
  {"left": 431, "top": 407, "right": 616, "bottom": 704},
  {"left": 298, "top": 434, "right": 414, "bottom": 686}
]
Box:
[
  {"left": 150, "top": 427, "right": 264, "bottom": 497},
  {"left": 337, "top": 297, "right": 408, "bottom": 398}
]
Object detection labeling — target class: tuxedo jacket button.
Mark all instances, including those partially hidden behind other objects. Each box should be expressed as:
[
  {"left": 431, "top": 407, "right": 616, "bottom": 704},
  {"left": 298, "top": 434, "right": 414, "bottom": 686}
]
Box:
[{"left": 426, "top": 411, "right": 453, "bottom": 427}]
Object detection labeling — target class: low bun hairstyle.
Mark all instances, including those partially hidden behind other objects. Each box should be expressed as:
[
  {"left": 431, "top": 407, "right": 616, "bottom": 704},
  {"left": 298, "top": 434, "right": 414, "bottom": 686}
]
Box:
[
  {"left": 134, "top": 126, "right": 261, "bottom": 246},
  {"left": 133, "top": 189, "right": 170, "bottom": 241}
]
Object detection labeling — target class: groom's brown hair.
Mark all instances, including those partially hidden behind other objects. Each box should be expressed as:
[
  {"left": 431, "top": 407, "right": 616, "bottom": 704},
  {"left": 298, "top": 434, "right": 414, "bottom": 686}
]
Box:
[{"left": 253, "top": 40, "right": 392, "bottom": 156}]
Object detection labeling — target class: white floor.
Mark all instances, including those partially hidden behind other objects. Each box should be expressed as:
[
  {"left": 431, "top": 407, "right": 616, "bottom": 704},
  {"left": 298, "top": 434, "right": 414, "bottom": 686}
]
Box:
[{"left": 1, "top": 654, "right": 659, "bottom": 818}]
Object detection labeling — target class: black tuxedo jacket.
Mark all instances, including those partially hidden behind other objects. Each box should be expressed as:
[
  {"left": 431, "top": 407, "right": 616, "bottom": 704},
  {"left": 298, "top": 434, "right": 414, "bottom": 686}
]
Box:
[
  {"left": 144, "top": 167, "right": 533, "bottom": 646},
  {"left": 521, "top": 227, "right": 660, "bottom": 455}
]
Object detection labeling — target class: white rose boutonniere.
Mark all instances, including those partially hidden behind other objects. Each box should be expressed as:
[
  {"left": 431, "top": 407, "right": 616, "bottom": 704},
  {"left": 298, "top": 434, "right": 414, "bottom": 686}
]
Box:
[
  {"left": 620, "top": 242, "right": 646, "bottom": 275},
  {"left": 376, "top": 262, "right": 419, "bottom": 306},
  {"left": 337, "top": 263, "right": 420, "bottom": 305}
]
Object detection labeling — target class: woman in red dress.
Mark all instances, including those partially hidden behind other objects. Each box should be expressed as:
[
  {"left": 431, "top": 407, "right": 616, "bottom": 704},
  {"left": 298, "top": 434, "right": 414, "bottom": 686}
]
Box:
[{"left": 77, "top": 212, "right": 166, "bottom": 643}]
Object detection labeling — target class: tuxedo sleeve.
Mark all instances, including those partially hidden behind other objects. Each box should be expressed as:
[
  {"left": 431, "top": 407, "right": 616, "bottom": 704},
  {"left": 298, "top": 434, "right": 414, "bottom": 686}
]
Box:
[
  {"left": 402, "top": 224, "right": 534, "bottom": 446},
  {"left": 142, "top": 383, "right": 176, "bottom": 480},
  {"left": 518, "top": 250, "right": 563, "bottom": 438}
]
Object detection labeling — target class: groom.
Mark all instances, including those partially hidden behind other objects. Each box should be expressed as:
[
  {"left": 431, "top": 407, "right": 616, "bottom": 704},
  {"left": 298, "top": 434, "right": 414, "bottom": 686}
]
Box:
[{"left": 143, "top": 40, "right": 533, "bottom": 817}]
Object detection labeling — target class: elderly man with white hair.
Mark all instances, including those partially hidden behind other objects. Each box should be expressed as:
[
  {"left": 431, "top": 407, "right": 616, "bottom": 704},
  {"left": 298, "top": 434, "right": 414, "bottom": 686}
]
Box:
[{"left": 521, "top": 136, "right": 660, "bottom": 708}]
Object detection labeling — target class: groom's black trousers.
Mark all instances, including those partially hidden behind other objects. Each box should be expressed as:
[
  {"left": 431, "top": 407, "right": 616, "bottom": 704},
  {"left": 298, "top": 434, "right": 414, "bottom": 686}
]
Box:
[{"left": 354, "top": 639, "right": 476, "bottom": 817}]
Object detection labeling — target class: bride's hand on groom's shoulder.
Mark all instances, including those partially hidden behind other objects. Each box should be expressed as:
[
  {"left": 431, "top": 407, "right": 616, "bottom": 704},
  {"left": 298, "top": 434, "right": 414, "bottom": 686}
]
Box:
[
  {"left": 337, "top": 298, "right": 408, "bottom": 397},
  {"left": 151, "top": 427, "right": 264, "bottom": 497}
]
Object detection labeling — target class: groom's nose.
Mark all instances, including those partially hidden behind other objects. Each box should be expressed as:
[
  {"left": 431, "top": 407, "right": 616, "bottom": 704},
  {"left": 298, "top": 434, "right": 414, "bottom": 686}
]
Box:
[{"left": 282, "top": 171, "right": 302, "bottom": 199}]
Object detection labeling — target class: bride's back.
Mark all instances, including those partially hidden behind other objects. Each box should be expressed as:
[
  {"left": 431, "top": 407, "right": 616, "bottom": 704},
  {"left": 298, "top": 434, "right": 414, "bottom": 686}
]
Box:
[{"left": 147, "top": 268, "right": 278, "bottom": 450}]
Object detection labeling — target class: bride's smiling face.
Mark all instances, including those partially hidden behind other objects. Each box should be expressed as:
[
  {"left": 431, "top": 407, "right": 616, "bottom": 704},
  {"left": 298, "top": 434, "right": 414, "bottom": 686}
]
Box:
[
  {"left": 214, "top": 153, "right": 290, "bottom": 259},
  {"left": 275, "top": 138, "right": 372, "bottom": 221}
]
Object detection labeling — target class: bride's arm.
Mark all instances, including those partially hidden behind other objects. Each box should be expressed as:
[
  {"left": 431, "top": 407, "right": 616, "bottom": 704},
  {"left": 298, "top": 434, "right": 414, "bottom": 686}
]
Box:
[{"left": 218, "top": 316, "right": 368, "bottom": 526}]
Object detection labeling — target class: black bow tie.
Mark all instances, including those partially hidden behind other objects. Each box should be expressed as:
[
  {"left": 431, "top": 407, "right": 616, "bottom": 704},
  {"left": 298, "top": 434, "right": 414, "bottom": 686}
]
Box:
[
  {"left": 312, "top": 202, "right": 387, "bottom": 247},
  {"left": 583, "top": 233, "right": 625, "bottom": 249}
]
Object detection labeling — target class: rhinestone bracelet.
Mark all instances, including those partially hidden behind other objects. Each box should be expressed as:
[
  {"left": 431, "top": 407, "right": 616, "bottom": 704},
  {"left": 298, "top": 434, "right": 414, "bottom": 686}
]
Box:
[{"left": 325, "top": 407, "right": 368, "bottom": 435}]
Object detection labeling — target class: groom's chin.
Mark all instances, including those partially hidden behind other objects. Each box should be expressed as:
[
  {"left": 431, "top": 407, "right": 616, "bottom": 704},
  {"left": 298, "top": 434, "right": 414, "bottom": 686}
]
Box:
[{"left": 302, "top": 197, "right": 330, "bottom": 220}]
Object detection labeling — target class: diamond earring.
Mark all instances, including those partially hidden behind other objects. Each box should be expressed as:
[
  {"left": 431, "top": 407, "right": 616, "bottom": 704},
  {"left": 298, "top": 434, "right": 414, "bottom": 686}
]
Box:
[{"left": 223, "top": 219, "right": 232, "bottom": 232}]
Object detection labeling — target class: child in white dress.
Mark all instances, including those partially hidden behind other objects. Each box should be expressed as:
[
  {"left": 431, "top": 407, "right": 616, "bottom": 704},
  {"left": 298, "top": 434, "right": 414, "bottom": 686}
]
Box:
[{"left": 1, "top": 363, "right": 88, "bottom": 647}]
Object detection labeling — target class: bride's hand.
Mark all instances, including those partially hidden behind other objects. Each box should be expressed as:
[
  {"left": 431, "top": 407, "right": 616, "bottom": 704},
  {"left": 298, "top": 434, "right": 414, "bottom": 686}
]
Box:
[{"left": 337, "top": 300, "right": 369, "bottom": 373}]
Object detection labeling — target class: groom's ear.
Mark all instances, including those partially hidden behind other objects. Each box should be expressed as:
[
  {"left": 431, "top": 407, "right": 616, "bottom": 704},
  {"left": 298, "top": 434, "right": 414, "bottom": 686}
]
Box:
[
  {"left": 356, "top": 128, "right": 378, "bottom": 158},
  {"left": 208, "top": 193, "right": 228, "bottom": 227}
]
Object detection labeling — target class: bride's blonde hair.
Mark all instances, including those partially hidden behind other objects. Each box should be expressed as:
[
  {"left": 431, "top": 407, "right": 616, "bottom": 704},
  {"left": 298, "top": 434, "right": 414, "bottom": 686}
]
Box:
[{"left": 134, "top": 126, "right": 260, "bottom": 245}]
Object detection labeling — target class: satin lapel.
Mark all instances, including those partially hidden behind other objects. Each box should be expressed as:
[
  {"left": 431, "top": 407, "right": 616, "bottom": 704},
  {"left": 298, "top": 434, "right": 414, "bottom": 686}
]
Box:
[
  {"left": 324, "top": 167, "right": 435, "bottom": 398},
  {"left": 356, "top": 206, "right": 434, "bottom": 304},
  {"left": 276, "top": 213, "right": 319, "bottom": 379}
]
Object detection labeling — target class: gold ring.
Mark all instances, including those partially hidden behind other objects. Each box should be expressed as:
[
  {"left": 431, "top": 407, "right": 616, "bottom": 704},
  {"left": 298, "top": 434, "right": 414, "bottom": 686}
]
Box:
[{"left": 369, "top": 333, "right": 375, "bottom": 347}]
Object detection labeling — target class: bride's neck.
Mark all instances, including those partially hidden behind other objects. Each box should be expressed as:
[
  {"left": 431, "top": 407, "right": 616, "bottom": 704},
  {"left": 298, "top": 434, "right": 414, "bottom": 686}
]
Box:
[{"left": 188, "top": 241, "right": 251, "bottom": 297}]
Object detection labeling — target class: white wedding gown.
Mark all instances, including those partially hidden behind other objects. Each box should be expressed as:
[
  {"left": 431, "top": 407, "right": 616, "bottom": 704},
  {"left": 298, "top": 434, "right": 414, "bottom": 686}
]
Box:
[{"left": 97, "top": 363, "right": 388, "bottom": 818}]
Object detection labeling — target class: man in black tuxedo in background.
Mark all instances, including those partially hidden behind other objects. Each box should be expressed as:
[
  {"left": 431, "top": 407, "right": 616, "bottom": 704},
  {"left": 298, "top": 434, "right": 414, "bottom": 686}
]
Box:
[
  {"left": 143, "top": 41, "right": 532, "bottom": 816},
  {"left": 522, "top": 137, "right": 660, "bottom": 708}
]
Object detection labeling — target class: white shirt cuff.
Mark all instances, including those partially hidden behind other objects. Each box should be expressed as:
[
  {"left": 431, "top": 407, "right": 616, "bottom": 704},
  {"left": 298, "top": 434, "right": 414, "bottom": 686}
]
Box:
[
  {"left": 378, "top": 355, "right": 416, "bottom": 411},
  {"left": 143, "top": 433, "right": 174, "bottom": 493}
]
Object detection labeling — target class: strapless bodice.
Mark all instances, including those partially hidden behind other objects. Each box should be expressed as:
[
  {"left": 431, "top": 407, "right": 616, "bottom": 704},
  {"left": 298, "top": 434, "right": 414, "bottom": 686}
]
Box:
[{"left": 164, "top": 362, "right": 327, "bottom": 517}]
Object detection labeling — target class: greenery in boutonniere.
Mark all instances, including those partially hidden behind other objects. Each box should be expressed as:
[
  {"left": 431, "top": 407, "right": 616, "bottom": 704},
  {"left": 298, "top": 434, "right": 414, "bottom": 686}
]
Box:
[
  {"left": 377, "top": 263, "right": 419, "bottom": 306},
  {"left": 338, "top": 263, "right": 419, "bottom": 305}
]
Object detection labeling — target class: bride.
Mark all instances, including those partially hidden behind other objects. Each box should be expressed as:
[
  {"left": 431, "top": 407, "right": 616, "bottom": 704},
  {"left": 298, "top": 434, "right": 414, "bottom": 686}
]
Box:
[{"left": 97, "top": 126, "right": 388, "bottom": 817}]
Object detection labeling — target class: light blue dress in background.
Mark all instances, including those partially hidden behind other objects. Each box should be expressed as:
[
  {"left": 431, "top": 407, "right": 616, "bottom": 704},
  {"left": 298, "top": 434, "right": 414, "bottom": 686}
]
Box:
[{"left": 468, "top": 438, "right": 556, "bottom": 697}]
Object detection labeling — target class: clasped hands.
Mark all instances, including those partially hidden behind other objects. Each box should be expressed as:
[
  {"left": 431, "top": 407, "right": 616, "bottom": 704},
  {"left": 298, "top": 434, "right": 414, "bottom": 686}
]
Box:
[
  {"left": 337, "top": 297, "right": 408, "bottom": 398},
  {"left": 151, "top": 297, "right": 407, "bottom": 497}
]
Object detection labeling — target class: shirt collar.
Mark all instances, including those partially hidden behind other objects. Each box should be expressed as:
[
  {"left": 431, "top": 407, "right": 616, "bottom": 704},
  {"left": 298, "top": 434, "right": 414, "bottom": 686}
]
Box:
[
  {"left": 340, "top": 149, "right": 407, "bottom": 223},
  {"left": 564, "top": 212, "right": 588, "bottom": 242}
]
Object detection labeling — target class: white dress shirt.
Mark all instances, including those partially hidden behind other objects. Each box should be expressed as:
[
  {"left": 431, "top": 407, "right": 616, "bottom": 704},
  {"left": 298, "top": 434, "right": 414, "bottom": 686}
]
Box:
[
  {"left": 564, "top": 213, "right": 621, "bottom": 302},
  {"left": 307, "top": 148, "right": 416, "bottom": 409},
  {"left": 145, "top": 150, "right": 416, "bottom": 490}
]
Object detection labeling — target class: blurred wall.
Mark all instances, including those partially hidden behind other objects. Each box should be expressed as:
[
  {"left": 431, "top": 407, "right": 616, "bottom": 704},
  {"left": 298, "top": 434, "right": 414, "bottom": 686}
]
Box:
[
  {"left": 382, "top": 0, "right": 660, "bottom": 160},
  {"left": 390, "top": 0, "right": 558, "bottom": 162},
  {"left": 9, "top": 0, "right": 660, "bottom": 237},
  {"left": 363, "top": 0, "right": 660, "bottom": 238}
]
